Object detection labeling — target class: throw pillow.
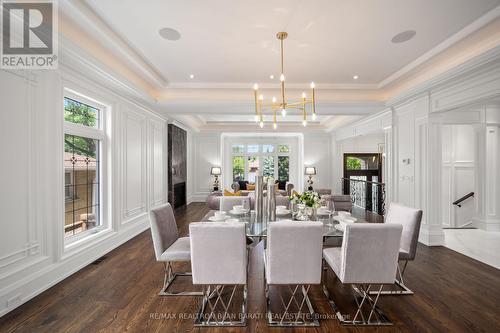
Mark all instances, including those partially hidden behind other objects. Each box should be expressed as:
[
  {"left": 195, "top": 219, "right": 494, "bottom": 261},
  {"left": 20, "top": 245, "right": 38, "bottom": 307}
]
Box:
[
  {"left": 247, "top": 184, "right": 256, "bottom": 190},
  {"left": 224, "top": 189, "right": 241, "bottom": 196},
  {"left": 275, "top": 180, "right": 287, "bottom": 190},
  {"left": 238, "top": 180, "right": 248, "bottom": 191}
]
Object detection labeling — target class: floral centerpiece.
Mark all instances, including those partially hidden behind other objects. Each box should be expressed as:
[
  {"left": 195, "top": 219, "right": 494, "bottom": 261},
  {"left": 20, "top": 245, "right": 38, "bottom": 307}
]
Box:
[
  {"left": 289, "top": 191, "right": 322, "bottom": 220},
  {"left": 289, "top": 191, "right": 322, "bottom": 208}
]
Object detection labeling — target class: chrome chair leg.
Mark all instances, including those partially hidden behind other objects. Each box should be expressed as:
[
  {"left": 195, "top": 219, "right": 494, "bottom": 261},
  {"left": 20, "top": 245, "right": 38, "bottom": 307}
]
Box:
[
  {"left": 194, "top": 284, "right": 247, "bottom": 326},
  {"left": 369, "top": 260, "right": 414, "bottom": 296},
  {"left": 159, "top": 262, "right": 203, "bottom": 296},
  {"left": 266, "top": 283, "right": 319, "bottom": 327},
  {"left": 322, "top": 281, "right": 392, "bottom": 326}
]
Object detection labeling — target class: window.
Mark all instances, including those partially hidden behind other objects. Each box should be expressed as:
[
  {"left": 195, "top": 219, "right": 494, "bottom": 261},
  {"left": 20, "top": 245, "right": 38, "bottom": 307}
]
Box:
[
  {"left": 232, "top": 156, "right": 245, "bottom": 181},
  {"left": 231, "top": 144, "right": 290, "bottom": 182},
  {"left": 278, "top": 156, "right": 289, "bottom": 181},
  {"left": 247, "top": 156, "right": 259, "bottom": 183},
  {"left": 65, "top": 171, "right": 75, "bottom": 201},
  {"left": 63, "top": 95, "right": 105, "bottom": 239},
  {"left": 263, "top": 156, "right": 275, "bottom": 178}
]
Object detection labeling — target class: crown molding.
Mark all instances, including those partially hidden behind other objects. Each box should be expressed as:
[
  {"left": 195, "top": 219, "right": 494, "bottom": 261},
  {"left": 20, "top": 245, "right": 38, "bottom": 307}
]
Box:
[
  {"left": 60, "top": 0, "right": 168, "bottom": 88},
  {"left": 387, "top": 44, "right": 500, "bottom": 107},
  {"left": 379, "top": 5, "right": 500, "bottom": 88},
  {"left": 166, "top": 82, "right": 379, "bottom": 90},
  {"left": 157, "top": 100, "right": 385, "bottom": 116}
]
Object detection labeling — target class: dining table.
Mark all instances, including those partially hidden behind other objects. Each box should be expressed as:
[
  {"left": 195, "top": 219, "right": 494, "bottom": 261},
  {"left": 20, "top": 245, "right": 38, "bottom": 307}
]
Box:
[{"left": 200, "top": 209, "right": 366, "bottom": 239}]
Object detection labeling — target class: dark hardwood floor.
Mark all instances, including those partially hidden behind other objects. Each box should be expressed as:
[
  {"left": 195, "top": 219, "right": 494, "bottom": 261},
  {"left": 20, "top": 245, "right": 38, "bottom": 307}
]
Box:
[{"left": 1, "top": 203, "right": 499, "bottom": 332}]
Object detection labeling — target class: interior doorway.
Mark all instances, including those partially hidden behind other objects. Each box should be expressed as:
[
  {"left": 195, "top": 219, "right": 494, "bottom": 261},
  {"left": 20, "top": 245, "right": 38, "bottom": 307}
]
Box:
[
  {"left": 441, "top": 124, "right": 475, "bottom": 229},
  {"left": 342, "top": 153, "right": 384, "bottom": 214}
]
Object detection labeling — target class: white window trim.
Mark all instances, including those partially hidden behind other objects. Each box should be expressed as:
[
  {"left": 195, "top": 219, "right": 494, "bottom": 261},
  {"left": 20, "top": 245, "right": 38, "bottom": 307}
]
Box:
[
  {"left": 231, "top": 143, "right": 291, "bottom": 182},
  {"left": 63, "top": 89, "right": 110, "bottom": 247}
]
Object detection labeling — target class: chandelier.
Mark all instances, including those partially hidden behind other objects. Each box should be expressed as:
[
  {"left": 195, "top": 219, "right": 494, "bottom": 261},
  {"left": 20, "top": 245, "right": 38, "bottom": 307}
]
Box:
[{"left": 252, "top": 32, "right": 317, "bottom": 129}]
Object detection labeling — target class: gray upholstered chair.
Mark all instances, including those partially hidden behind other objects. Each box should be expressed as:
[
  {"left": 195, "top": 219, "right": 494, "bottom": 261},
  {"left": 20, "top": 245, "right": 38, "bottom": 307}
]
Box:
[
  {"left": 331, "top": 194, "right": 353, "bottom": 212},
  {"left": 322, "top": 223, "right": 402, "bottom": 325},
  {"left": 378, "top": 202, "right": 423, "bottom": 295},
  {"left": 264, "top": 221, "right": 323, "bottom": 326},
  {"left": 190, "top": 222, "right": 248, "bottom": 326},
  {"left": 149, "top": 203, "right": 202, "bottom": 296},
  {"left": 219, "top": 196, "right": 250, "bottom": 211}
]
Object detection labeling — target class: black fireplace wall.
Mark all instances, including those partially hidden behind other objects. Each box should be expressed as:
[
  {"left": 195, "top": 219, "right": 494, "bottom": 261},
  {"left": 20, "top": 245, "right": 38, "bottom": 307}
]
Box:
[{"left": 168, "top": 124, "right": 187, "bottom": 208}]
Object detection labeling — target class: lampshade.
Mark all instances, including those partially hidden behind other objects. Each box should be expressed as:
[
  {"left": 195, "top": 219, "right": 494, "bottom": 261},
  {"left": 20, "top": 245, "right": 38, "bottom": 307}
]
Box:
[
  {"left": 210, "top": 167, "right": 221, "bottom": 175},
  {"left": 305, "top": 167, "right": 316, "bottom": 175}
]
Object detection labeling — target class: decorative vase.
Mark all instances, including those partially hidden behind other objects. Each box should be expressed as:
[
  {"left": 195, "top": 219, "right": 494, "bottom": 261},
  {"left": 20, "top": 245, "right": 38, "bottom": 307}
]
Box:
[
  {"left": 308, "top": 207, "right": 317, "bottom": 221},
  {"left": 295, "top": 204, "right": 308, "bottom": 221}
]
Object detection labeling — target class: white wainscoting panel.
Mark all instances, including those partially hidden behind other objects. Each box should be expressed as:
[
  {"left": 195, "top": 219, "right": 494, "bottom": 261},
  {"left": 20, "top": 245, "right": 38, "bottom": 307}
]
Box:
[{"left": 122, "top": 109, "right": 147, "bottom": 221}]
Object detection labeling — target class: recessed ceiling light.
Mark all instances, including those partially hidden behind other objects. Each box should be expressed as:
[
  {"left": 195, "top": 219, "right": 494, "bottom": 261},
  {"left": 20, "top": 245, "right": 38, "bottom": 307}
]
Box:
[
  {"left": 269, "top": 74, "right": 274, "bottom": 79},
  {"left": 189, "top": 74, "right": 194, "bottom": 79},
  {"left": 391, "top": 30, "right": 416, "bottom": 44},
  {"left": 353, "top": 75, "right": 359, "bottom": 80},
  {"left": 159, "top": 27, "right": 181, "bottom": 41}
]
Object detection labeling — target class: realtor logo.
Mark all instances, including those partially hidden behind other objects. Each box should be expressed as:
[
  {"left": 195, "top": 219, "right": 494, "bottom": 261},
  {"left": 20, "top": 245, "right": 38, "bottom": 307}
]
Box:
[{"left": 1, "top": 0, "right": 58, "bottom": 69}]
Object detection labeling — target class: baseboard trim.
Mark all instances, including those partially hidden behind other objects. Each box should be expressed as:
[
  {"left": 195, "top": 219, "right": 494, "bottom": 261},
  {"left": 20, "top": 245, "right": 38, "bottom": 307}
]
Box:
[
  {"left": 0, "top": 220, "right": 150, "bottom": 317},
  {"left": 418, "top": 226, "right": 445, "bottom": 246},
  {"left": 472, "top": 218, "right": 500, "bottom": 231}
]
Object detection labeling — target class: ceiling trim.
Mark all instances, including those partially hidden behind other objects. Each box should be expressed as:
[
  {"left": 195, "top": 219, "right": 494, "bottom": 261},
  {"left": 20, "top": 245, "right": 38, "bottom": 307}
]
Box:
[
  {"left": 378, "top": 4, "right": 500, "bottom": 88},
  {"left": 157, "top": 100, "right": 385, "bottom": 115},
  {"left": 62, "top": 0, "right": 168, "bottom": 88},
  {"left": 166, "top": 82, "right": 379, "bottom": 90}
]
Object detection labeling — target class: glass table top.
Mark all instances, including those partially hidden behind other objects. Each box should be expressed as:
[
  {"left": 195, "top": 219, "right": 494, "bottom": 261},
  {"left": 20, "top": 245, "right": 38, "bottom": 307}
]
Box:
[{"left": 200, "top": 210, "right": 366, "bottom": 238}]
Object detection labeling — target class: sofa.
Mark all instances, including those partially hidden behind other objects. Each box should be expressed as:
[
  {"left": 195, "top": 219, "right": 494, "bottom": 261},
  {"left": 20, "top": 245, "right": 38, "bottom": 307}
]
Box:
[
  {"left": 231, "top": 180, "right": 294, "bottom": 197},
  {"left": 205, "top": 191, "right": 290, "bottom": 210}
]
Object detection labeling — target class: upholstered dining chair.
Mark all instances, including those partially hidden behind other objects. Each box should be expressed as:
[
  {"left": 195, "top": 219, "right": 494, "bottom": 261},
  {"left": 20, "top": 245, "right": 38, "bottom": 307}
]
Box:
[
  {"left": 376, "top": 202, "right": 423, "bottom": 295},
  {"left": 190, "top": 222, "right": 248, "bottom": 326},
  {"left": 322, "top": 223, "right": 403, "bottom": 325},
  {"left": 219, "top": 196, "right": 251, "bottom": 211},
  {"left": 264, "top": 221, "right": 323, "bottom": 326},
  {"left": 149, "top": 203, "right": 202, "bottom": 296}
]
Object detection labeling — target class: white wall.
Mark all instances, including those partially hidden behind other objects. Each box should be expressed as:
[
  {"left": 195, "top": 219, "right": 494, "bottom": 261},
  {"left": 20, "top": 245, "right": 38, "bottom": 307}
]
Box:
[
  {"left": 441, "top": 125, "right": 475, "bottom": 228},
  {"left": 188, "top": 132, "right": 335, "bottom": 200},
  {"left": 188, "top": 132, "right": 221, "bottom": 202},
  {"left": 0, "top": 60, "right": 167, "bottom": 315},
  {"left": 301, "top": 133, "right": 332, "bottom": 191}
]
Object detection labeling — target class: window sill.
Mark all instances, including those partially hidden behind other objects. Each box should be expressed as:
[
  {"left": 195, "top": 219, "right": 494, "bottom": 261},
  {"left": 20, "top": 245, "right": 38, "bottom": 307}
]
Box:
[{"left": 62, "top": 227, "right": 115, "bottom": 260}]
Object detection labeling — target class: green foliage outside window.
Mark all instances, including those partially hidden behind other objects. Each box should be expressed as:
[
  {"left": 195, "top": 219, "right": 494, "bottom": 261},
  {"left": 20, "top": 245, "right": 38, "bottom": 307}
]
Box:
[
  {"left": 263, "top": 156, "right": 274, "bottom": 178},
  {"left": 346, "top": 157, "right": 362, "bottom": 170},
  {"left": 232, "top": 156, "right": 245, "bottom": 181},
  {"left": 278, "top": 156, "right": 289, "bottom": 181},
  {"left": 64, "top": 98, "right": 99, "bottom": 158}
]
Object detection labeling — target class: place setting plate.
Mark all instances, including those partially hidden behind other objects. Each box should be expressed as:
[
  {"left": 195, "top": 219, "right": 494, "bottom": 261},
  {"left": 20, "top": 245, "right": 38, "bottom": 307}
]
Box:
[
  {"left": 208, "top": 215, "right": 235, "bottom": 222},
  {"left": 228, "top": 209, "right": 249, "bottom": 216},
  {"left": 276, "top": 209, "right": 291, "bottom": 216}
]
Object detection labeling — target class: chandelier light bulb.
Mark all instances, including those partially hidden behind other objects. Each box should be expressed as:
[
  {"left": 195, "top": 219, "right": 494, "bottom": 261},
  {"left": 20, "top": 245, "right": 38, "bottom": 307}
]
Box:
[
  {"left": 253, "top": 83, "right": 259, "bottom": 90},
  {"left": 302, "top": 120, "right": 307, "bottom": 127},
  {"left": 302, "top": 92, "right": 306, "bottom": 98},
  {"left": 259, "top": 94, "right": 264, "bottom": 101},
  {"left": 270, "top": 74, "right": 274, "bottom": 79},
  {"left": 281, "top": 108, "right": 287, "bottom": 117},
  {"left": 312, "top": 113, "right": 317, "bottom": 120},
  {"left": 254, "top": 115, "right": 259, "bottom": 122},
  {"left": 272, "top": 96, "right": 277, "bottom": 103},
  {"left": 273, "top": 122, "right": 277, "bottom": 130},
  {"left": 259, "top": 121, "right": 264, "bottom": 128},
  {"left": 310, "top": 82, "right": 315, "bottom": 89},
  {"left": 280, "top": 74, "right": 285, "bottom": 82}
]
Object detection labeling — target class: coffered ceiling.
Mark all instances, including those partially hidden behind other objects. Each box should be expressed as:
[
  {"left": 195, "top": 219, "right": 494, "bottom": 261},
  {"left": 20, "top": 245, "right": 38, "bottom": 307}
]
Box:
[
  {"left": 85, "top": 0, "right": 500, "bottom": 86},
  {"left": 61, "top": 0, "right": 500, "bottom": 131}
]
